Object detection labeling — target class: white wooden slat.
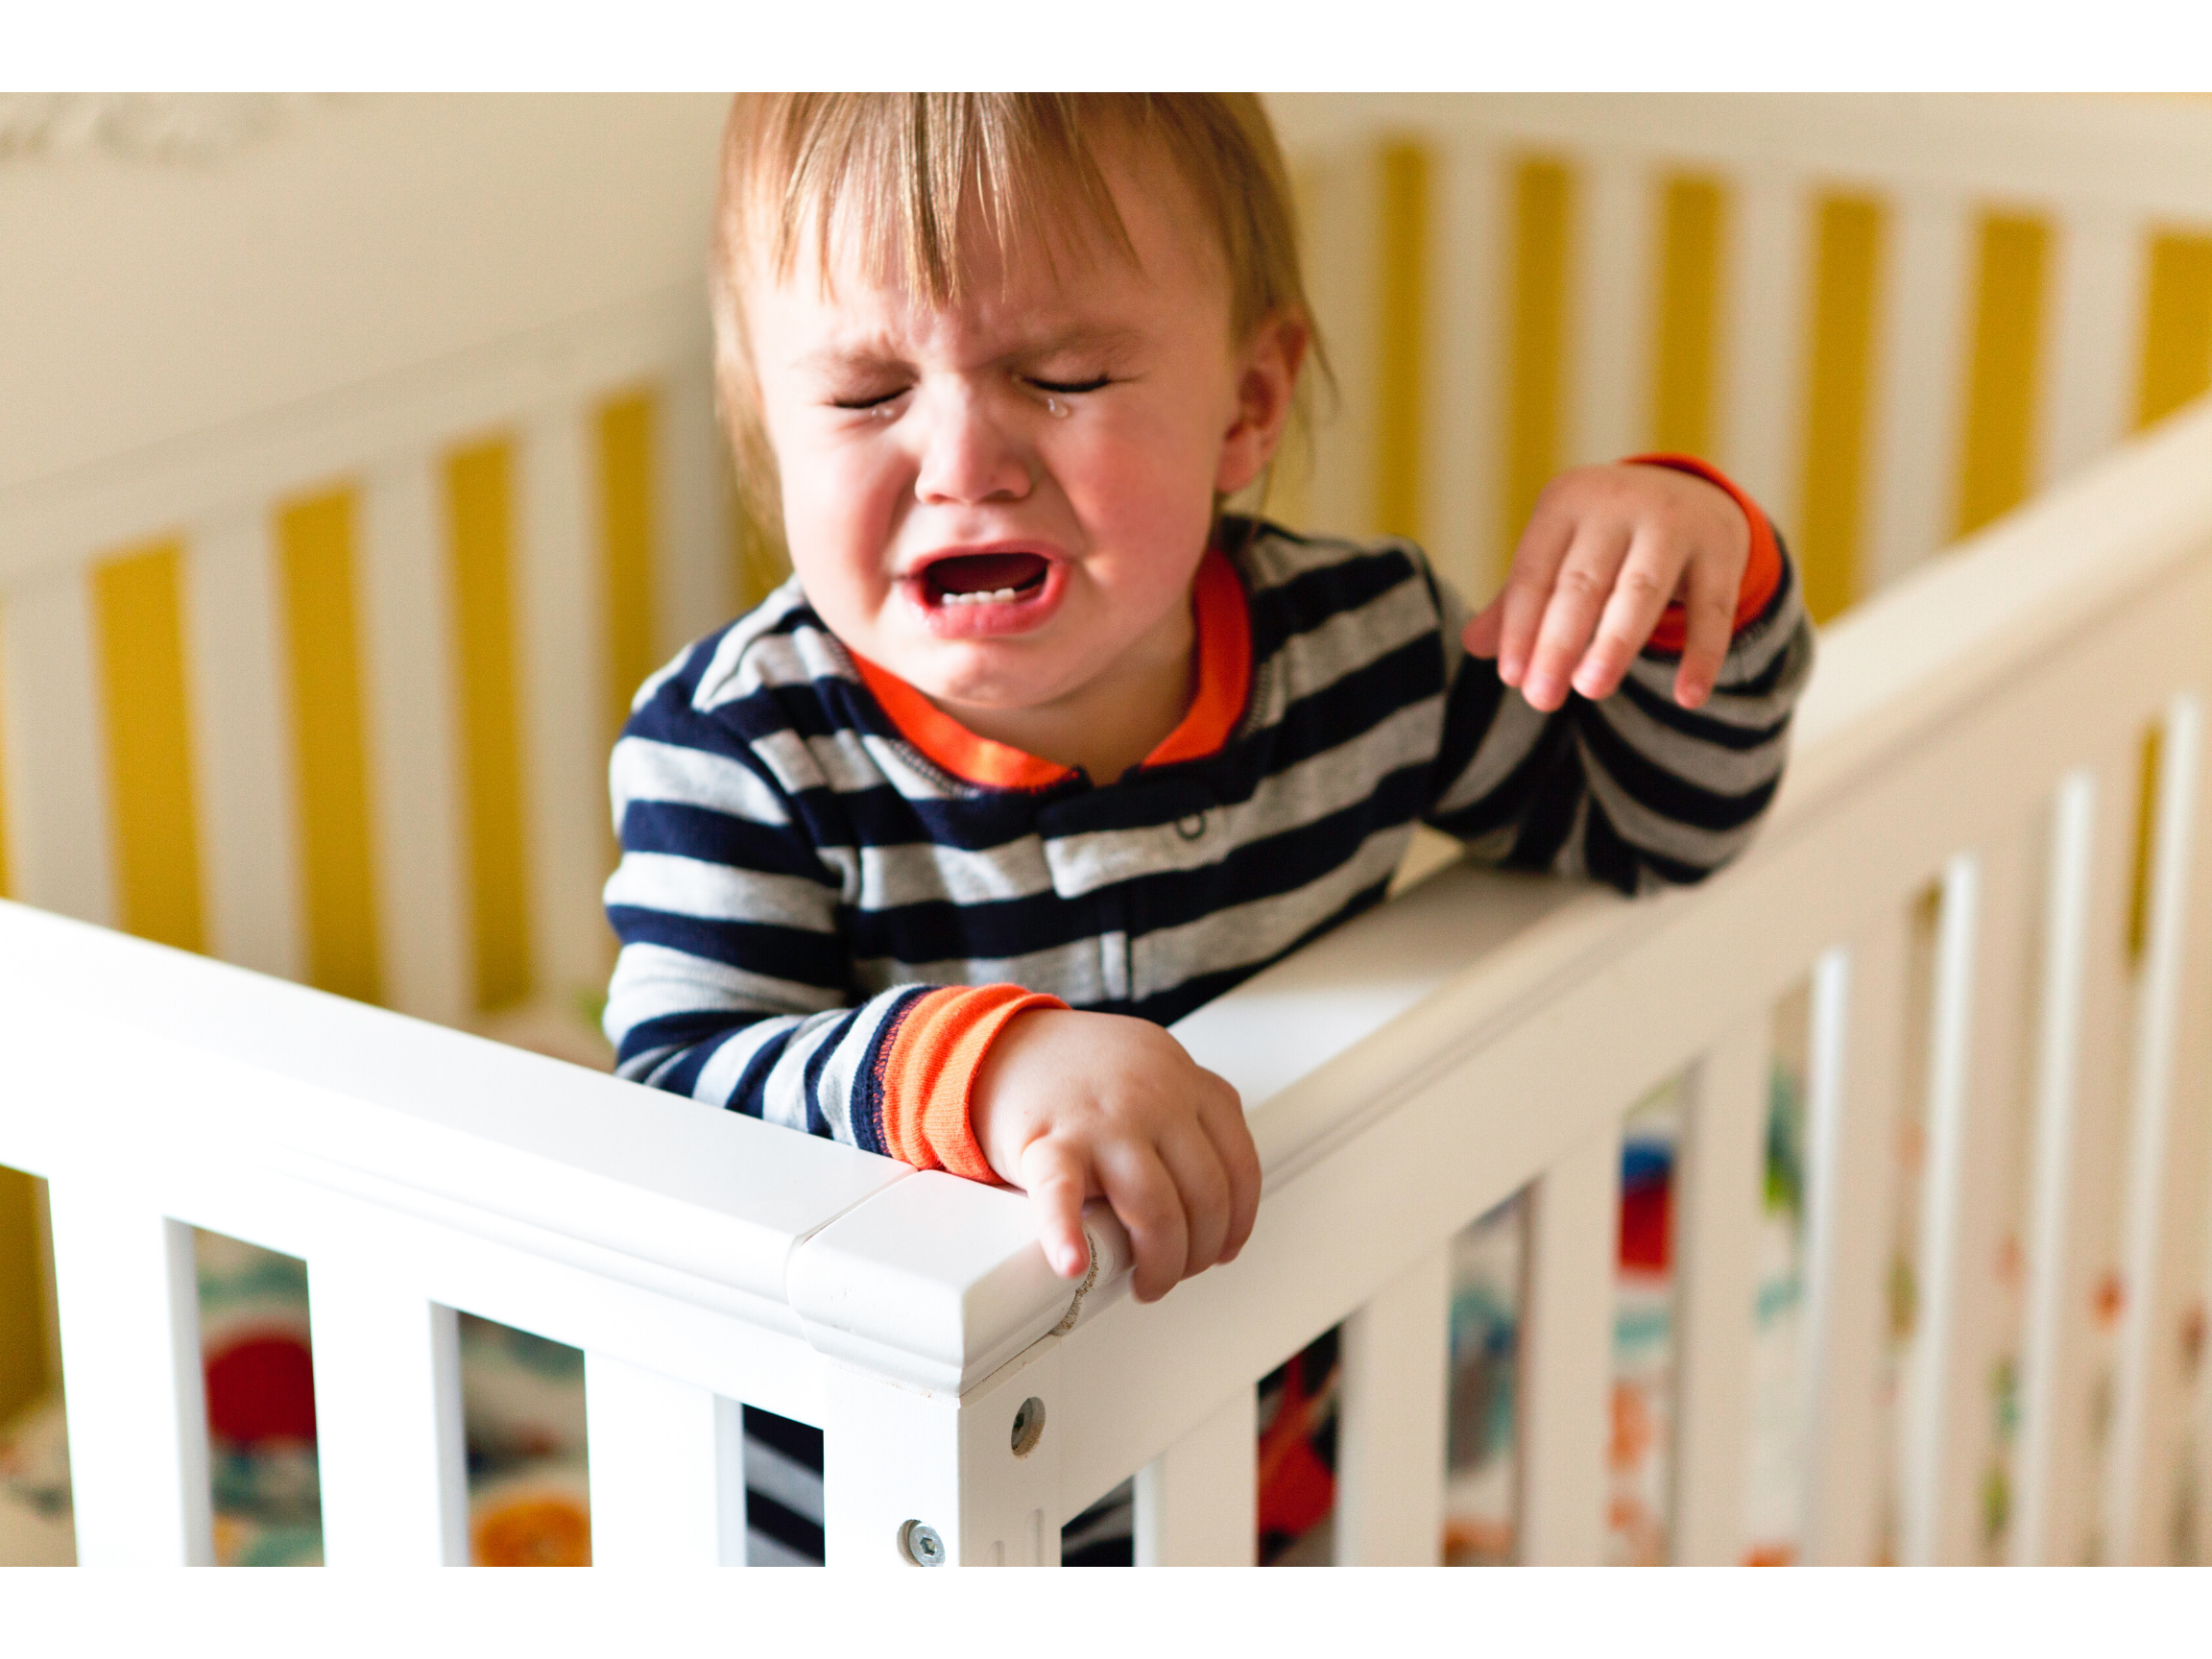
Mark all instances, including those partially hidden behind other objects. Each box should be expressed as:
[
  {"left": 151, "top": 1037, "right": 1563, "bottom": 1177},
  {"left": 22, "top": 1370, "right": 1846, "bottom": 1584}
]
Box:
[
  {"left": 1516, "top": 1118, "right": 1619, "bottom": 1564},
  {"left": 1670, "top": 1014, "right": 1771, "bottom": 1565},
  {"left": 2036, "top": 205, "right": 2144, "bottom": 490},
  {"left": 0, "top": 567, "right": 116, "bottom": 926},
  {"left": 2014, "top": 759, "right": 2136, "bottom": 1564},
  {"left": 1422, "top": 134, "right": 1504, "bottom": 602},
  {"left": 584, "top": 1351, "right": 747, "bottom": 1566},
  {"left": 1333, "top": 1244, "right": 1449, "bottom": 1566},
  {"left": 658, "top": 355, "right": 739, "bottom": 658},
  {"left": 1864, "top": 189, "right": 1973, "bottom": 592},
  {"left": 1900, "top": 831, "right": 2035, "bottom": 1565},
  {"left": 1799, "top": 919, "right": 1910, "bottom": 1565},
  {"left": 308, "top": 1260, "right": 469, "bottom": 1566},
  {"left": 184, "top": 504, "right": 304, "bottom": 980},
  {"left": 1133, "top": 1383, "right": 1257, "bottom": 1567},
  {"left": 1714, "top": 172, "right": 1809, "bottom": 532},
  {"left": 358, "top": 455, "right": 469, "bottom": 1025},
  {"left": 1296, "top": 140, "right": 1383, "bottom": 541},
  {"left": 1566, "top": 151, "right": 1653, "bottom": 469},
  {"left": 45, "top": 1185, "right": 212, "bottom": 1565},
  {"left": 2105, "top": 694, "right": 2204, "bottom": 1562},
  {"left": 822, "top": 1338, "right": 1063, "bottom": 1568},
  {"left": 515, "top": 406, "right": 612, "bottom": 1016}
]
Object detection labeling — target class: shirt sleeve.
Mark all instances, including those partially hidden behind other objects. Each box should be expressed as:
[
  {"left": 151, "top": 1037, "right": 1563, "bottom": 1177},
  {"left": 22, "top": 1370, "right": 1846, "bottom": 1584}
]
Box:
[
  {"left": 600, "top": 665, "right": 1062, "bottom": 1176},
  {"left": 1419, "top": 461, "right": 1815, "bottom": 894}
]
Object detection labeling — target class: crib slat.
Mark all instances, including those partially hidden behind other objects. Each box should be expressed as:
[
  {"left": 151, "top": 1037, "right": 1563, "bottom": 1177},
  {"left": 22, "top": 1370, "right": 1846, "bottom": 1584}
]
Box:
[
  {"left": 186, "top": 505, "right": 304, "bottom": 979},
  {"left": 1864, "top": 189, "right": 1972, "bottom": 591},
  {"left": 1799, "top": 919, "right": 1910, "bottom": 1564},
  {"left": 516, "top": 406, "right": 612, "bottom": 1016},
  {"left": 1901, "top": 833, "right": 2035, "bottom": 1564},
  {"left": 1670, "top": 1015, "right": 1771, "bottom": 1564},
  {"left": 1517, "top": 1118, "right": 1619, "bottom": 1564},
  {"left": 309, "top": 1261, "right": 469, "bottom": 1565},
  {"left": 2036, "top": 205, "right": 2142, "bottom": 488},
  {"left": 2105, "top": 695, "right": 2205, "bottom": 1561},
  {"left": 584, "top": 1352, "right": 747, "bottom": 1566},
  {"left": 1424, "top": 134, "right": 1505, "bottom": 599},
  {"left": 2014, "top": 760, "right": 2136, "bottom": 1564},
  {"left": 658, "top": 355, "right": 738, "bottom": 656},
  {"left": 1134, "top": 1383, "right": 1258, "bottom": 1566},
  {"left": 1715, "top": 172, "right": 1808, "bottom": 529},
  {"left": 1334, "top": 1244, "right": 1450, "bottom": 1565},
  {"left": 359, "top": 457, "right": 470, "bottom": 1024},
  {"left": 44, "top": 1187, "right": 212, "bottom": 1565},
  {"left": 1567, "top": 151, "right": 1652, "bottom": 468},
  {"left": 0, "top": 569, "right": 117, "bottom": 926}
]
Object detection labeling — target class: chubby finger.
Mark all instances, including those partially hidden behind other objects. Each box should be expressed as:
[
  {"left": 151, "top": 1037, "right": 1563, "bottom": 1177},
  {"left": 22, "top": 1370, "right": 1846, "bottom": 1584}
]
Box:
[
  {"left": 1019, "top": 1137, "right": 1095, "bottom": 1280},
  {"left": 1097, "top": 1143, "right": 1190, "bottom": 1304},
  {"left": 1494, "top": 504, "right": 1575, "bottom": 688},
  {"left": 1674, "top": 549, "right": 1740, "bottom": 709},
  {"left": 1193, "top": 1072, "right": 1262, "bottom": 1262},
  {"left": 1520, "top": 524, "right": 1630, "bottom": 711},
  {"left": 1154, "top": 1119, "right": 1233, "bottom": 1281},
  {"left": 1570, "top": 530, "right": 1683, "bottom": 704},
  {"left": 1462, "top": 597, "right": 1505, "bottom": 660}
]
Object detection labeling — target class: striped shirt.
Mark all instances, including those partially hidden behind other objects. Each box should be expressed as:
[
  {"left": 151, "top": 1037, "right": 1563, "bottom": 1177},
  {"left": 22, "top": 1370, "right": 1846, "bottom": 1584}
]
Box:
[{"left": 603, "top": 477, "right": 1813, "bottom": 1167}]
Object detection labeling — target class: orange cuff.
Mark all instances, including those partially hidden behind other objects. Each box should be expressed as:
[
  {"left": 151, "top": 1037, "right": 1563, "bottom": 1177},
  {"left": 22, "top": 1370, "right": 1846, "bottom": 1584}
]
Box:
[
  {"left": 1624, "top": 453, "right": 1784, "bottom": 653},
  {"left": 878, "top": 985, "right": 1069, "bottom": 1182}
]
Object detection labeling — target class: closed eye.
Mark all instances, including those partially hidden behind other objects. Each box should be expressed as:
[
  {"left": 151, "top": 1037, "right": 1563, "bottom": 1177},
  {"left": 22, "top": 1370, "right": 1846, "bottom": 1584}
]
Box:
[
  {"left": 830, "top": 387, "right": 909, "bottom": 411},
  {"left": 1027, "top": 375, "right": 1112, "bottom": 396}
]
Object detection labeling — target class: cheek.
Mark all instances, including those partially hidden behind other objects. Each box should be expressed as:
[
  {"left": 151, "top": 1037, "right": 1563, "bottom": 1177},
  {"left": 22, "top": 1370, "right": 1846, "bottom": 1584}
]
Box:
[
  {"left": 772, "top": 441, "right": 912, "bottom": 643},
  {"left": 1059, "top": 407, "right": 1221, "bottom": 545}
]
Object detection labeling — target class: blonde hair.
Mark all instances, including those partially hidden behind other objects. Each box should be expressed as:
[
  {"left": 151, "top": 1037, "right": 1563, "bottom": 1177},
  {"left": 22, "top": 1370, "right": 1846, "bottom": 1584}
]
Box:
[{"left": 709, "top": 93, "right": 1328, "bottom": 540}]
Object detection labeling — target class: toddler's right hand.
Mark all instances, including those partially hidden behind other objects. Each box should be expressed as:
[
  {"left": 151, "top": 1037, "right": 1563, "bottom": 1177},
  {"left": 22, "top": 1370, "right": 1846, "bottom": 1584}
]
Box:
[{"left": 969, "top": 1008, "right": 1261, "bottom": 1304}]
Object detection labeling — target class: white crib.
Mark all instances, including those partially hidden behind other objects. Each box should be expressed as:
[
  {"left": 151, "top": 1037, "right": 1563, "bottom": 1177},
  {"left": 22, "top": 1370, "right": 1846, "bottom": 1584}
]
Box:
[{"left": 3, "top": 93, "right": 2211, "bottom": 1567}]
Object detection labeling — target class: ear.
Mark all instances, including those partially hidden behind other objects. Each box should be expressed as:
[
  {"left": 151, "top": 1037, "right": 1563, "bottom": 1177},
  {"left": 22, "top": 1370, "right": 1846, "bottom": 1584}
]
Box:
[{"left": 1214, "top": 309, "right": 1310, "bottom": 497}]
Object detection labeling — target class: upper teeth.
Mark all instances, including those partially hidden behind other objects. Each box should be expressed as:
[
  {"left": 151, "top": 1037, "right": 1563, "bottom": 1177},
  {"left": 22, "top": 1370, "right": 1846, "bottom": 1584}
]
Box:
[{"left": 939, "top": 587, "right": 1023, "bottom": 606}]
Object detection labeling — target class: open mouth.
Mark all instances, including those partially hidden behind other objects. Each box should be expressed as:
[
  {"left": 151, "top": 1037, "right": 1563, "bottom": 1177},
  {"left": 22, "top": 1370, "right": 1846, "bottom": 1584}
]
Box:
[{"left": 923, "top": 550, "right": 1050, "bottom": 607}]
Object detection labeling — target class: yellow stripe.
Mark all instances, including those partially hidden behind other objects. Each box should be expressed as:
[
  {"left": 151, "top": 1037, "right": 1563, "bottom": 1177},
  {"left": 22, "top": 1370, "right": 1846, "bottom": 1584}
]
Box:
[
  {"left": 1795, "top": 196, "right": 1886, "bottom": 624},
  {"left": 92, "top": 540, "right": 205, "bottom": 952},
  {"left": 2134, "top": 231, "right": 2212, "bottom": 431},
  {"left": 1955, "top": 214, "right": 2050, "bottom": 538},
  {"left": 1372, "top": 140, "right": 1431, "bottom": 543},
  {"left": 1648, "top": 175, "right": 1728, "bottom": 458},
  {"left": 598, "top": 389, "right": 660, "bottom": 746},
  {"left": 277, "top": 488, "right": 383, "bottom": 1004},
  {"left": 1503, "top": 156, "right": 1575, "bottom": 578},
  {"left": 445, "top": 437, "right": 534, "bottom": 1014},
  {"left": 0, "top": 1164, "right": 45, "bottom": 1424}
]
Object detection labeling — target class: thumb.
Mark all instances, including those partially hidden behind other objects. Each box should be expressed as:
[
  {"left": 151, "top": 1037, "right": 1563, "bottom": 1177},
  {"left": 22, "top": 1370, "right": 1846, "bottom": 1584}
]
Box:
[
  {"left": 1021, "top": 1138, "right": 1093, "bottom": 1280},
  {"left": 1463, "top": 598, "right": 1503, "bottom": 658}
]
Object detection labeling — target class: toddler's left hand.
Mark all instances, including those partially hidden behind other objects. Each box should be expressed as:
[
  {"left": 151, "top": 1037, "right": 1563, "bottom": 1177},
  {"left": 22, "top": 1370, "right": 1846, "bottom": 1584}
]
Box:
[{"left": 1463, "top": 462, "right": 1748, "bottom": 712}]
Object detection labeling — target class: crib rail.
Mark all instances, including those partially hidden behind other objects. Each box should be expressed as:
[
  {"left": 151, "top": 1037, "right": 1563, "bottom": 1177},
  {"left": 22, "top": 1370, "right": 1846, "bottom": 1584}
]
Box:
[{"left": 7, "top": 399, "right": 2212, "bottom": 1564}]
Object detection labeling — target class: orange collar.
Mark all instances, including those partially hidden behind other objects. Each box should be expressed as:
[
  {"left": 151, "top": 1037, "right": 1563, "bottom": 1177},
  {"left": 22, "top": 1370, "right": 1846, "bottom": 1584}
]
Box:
[{"left": 847, "top": 544, "right": 1251, "bottom": 791}]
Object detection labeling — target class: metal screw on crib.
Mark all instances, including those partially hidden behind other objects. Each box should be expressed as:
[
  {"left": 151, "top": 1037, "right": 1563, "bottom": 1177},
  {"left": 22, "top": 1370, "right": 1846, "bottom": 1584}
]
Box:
[{"left": 900, "top": 1520, "right": 947, "bottom": 1566}]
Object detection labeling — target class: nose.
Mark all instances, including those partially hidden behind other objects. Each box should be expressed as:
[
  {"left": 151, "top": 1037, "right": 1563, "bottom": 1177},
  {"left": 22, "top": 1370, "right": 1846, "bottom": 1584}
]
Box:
[{"left": 912, "top": 384, "right": 1033, "bottom": 507}]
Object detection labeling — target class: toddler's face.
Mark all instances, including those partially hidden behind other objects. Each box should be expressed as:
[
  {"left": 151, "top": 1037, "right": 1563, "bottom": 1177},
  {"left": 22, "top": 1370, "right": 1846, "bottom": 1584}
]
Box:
[{"left": 741, "top": 140, "right": 1291, "bottom": 723}]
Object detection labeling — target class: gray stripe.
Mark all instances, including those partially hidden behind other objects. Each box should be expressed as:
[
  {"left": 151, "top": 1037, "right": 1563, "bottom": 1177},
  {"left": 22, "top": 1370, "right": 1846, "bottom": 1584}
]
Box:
[
  {"left": 606, "top": 853, "right": 833, "bottom": 931},
  {"left": 611, "top": 738, "right": 791, "bottom": 826}
]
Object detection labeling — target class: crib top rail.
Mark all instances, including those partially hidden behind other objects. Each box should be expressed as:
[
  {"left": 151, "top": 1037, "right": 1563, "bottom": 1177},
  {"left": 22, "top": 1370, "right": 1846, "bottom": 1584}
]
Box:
[{"left": 6, "top": 397, "right": 2212, "bottom": 1407}]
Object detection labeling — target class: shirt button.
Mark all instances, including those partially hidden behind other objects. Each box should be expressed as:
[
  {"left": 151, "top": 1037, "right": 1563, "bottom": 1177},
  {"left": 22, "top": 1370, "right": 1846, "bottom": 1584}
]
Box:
[{"left": 1174, "top": 812, "right": 1207, "bottom": 842}]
